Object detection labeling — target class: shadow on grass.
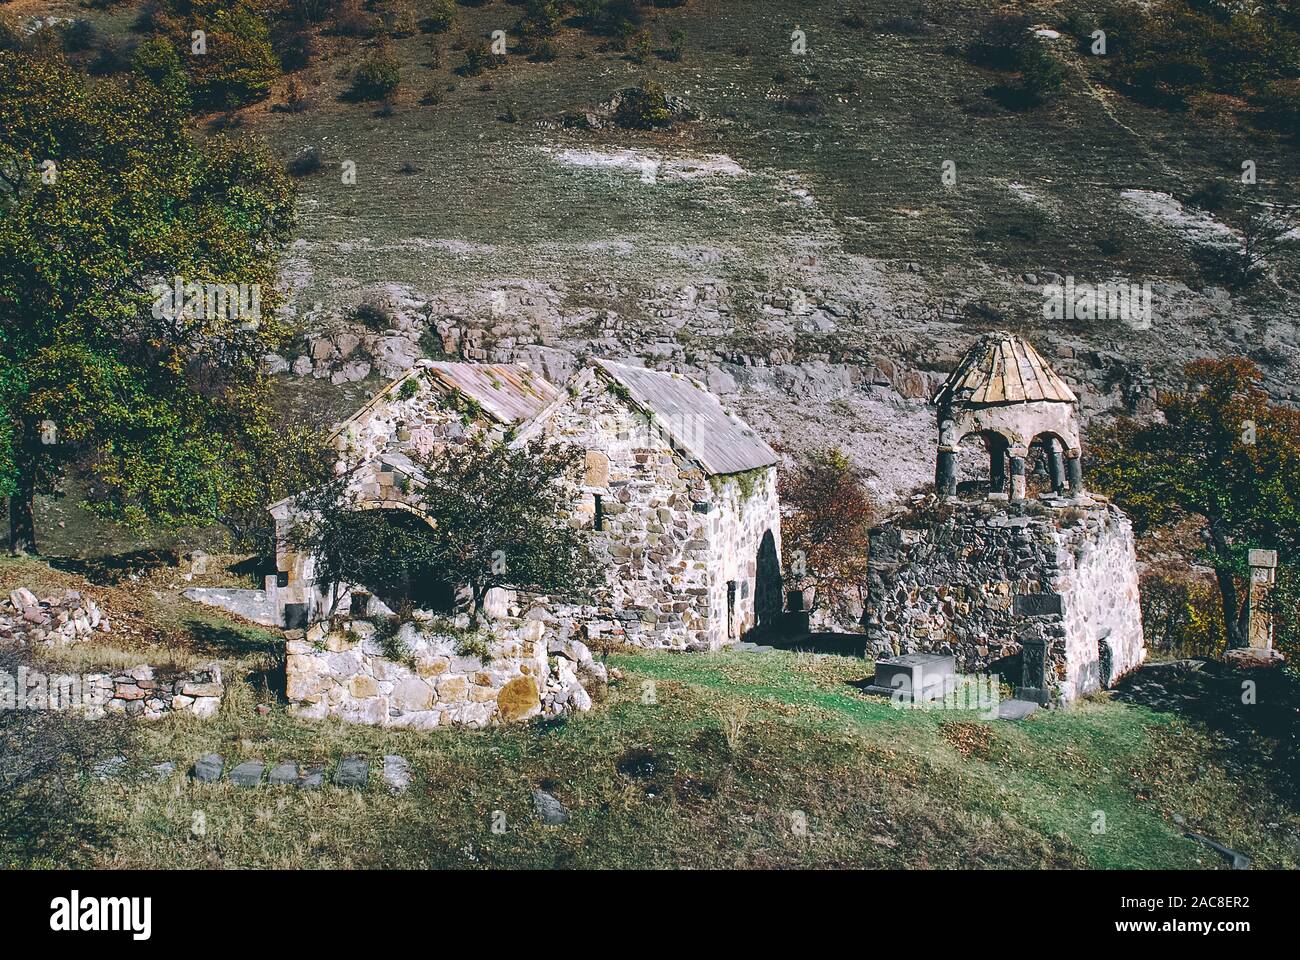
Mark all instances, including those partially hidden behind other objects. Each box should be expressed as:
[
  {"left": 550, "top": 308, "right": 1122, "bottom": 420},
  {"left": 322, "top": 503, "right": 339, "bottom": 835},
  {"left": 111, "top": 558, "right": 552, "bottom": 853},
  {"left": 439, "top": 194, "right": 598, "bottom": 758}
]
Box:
[
  {"left": 185, "top": 620, "right": 286, "bottom": 701},
  {"left": 46, "top": 549, "right": 180, "bottom": 585},
  {"left": 1113, "top": 660, "right": 1300, "bottom": 808},
  {"left": 185, "top": 619, "right": 280, "bottom": 658},
  {"left": 770, "top": 632, "right": 867, "bottom": 657}
]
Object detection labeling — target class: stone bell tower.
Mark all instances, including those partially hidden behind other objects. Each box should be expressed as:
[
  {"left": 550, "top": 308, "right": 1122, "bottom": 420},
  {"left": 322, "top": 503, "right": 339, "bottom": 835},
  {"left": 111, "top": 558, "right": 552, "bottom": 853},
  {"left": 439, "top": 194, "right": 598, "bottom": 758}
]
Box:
[
  {"left": 864, "top": 332, "right": 1146, "bottom": 705},
  {"left": 932, "top": 332, "right": 1083, "bottom": 499}
]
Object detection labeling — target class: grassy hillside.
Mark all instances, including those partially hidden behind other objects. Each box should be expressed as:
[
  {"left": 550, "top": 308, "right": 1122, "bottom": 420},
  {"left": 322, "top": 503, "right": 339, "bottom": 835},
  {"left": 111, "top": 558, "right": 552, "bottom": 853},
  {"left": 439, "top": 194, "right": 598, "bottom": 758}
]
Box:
[
  {"left": 7, "top": 0, "right": 1299, "bottom": 557},
  {"left": 4, "top": 555, "right": 1298, "bottom": 869}
]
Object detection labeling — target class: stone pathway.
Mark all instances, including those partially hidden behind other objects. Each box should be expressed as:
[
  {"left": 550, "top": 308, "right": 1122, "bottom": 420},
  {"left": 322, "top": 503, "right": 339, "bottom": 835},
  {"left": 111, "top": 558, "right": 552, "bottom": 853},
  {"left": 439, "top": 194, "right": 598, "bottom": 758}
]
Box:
[{"left": 173, "top": 754, "right": 407, "bottom": 792}]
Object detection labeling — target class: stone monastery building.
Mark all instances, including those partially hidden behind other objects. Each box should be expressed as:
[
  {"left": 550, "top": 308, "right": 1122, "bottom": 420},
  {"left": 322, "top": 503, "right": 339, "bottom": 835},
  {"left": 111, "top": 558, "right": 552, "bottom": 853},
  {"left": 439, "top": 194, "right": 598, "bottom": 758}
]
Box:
[{"left": 271, "top": 358, "right": 784, "bottom": 651}]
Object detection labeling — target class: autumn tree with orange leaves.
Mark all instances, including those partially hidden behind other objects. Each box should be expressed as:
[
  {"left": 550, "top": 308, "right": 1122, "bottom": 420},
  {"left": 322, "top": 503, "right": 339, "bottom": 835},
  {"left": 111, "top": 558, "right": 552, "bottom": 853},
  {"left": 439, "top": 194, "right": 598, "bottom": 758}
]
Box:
[
  {"left": 1090, "top": 358, "right": 1300, "bottom": 650},
  {"left": 779, "top": 448, "right": 874, "bottom": 627}
]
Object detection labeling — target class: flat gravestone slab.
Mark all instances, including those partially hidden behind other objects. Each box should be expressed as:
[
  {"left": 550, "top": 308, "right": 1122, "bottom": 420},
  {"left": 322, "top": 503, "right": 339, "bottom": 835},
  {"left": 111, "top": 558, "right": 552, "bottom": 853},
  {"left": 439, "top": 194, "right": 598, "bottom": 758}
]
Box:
[
  {"left": 92, "top": 756, "right": 128, "bottom": 781},
  {"left": 229, "top": 761, "right": 266, "bottom": 787},
  {"left": 997, "top": 699, "right": 1039, "bottom": 721},
  {"left": 334, "top": 756, "right": 369, "bottom": 789},
  {"left": 532, "top": 789, "right": 568, "bottom": 825},
  {"left": 382, "top": 755, "right": 412, "bottom": 794},
  {"left": 191, "top": 753, "right": 224, "bottom": 783},
  {"left": 268, "top": 761, "right": 299, "bottom": 786},
  {"left": 298, "top": 765, "right": 325, "bottom": 790},
  {"left": 866, "top": 653, "right": 957, "bottom": 701}
]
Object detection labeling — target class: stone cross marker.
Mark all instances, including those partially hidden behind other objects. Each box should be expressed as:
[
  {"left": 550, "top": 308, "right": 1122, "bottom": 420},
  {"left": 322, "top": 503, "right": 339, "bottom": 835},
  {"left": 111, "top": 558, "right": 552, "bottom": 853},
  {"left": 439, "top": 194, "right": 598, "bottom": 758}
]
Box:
[{"left": 1247, "top": 549, "right": 1278, "bottom": 651}]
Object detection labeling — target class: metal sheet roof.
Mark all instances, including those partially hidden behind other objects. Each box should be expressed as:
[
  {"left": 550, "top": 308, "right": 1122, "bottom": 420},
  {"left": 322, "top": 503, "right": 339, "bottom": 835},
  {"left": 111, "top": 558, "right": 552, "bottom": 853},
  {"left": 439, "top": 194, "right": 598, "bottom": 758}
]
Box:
[
  {"left": 424, "top": 362, "right": 560, "bottom": 424},
  {"left": 328, "top": 361, "right": 560, "bottom": 443},
  {"left": 932, "top": 332, "right": 1077, "bottom": 408},
  {"left": 594, "top": 359, "right": 777, "bottom": 476}
]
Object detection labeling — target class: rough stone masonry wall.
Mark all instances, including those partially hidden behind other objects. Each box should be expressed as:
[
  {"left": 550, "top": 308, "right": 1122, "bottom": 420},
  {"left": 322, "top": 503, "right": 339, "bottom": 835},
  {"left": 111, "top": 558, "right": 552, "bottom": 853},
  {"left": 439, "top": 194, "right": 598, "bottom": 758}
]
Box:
[
  {"left": 275, "top": 366, "right": 781, "bottom": 651},
  {"left": 3, "top": 662, "right": 225, "bottom": 720},
  {"left": 286, "top": 615, "right": 602, "bottom": 729},
  {"left": 97, "top": 663, "right": 225, "bottom": 720},
  {"left": 272, "top": 377, "right": 506, "bottom": 626},
  {"left": 866, "top": 497, "right": 1144, "bottom": 703},
  {"left": 699, "top": 468, "right": 783, "bottom": 645},
  {"left": 1055, "top": 504, "right": 1146, "bottom": 698},
  {"left": 519, "top": 376, "right": 718, "bottom": 650}
]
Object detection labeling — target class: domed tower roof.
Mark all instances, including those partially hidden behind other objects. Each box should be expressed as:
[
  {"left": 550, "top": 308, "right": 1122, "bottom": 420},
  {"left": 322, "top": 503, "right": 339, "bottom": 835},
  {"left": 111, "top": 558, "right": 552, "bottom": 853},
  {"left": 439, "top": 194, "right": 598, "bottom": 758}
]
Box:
[{"left": 932, "top": 331, "right": 1076, "bottom": 409}]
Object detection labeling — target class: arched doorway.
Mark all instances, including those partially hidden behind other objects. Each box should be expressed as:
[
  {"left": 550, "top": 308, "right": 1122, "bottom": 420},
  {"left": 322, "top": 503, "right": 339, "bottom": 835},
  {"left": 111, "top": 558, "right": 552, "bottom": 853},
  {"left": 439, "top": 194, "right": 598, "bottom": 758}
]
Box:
[
  {"left": 956, "top": 430, "right": 1012, "bottom": 498},
  {"left": 1028, "top": 431, "right": 1070, "bottom": 495},
  {"left": 753, "top": 529, "right": 783, "bottom": 635}
]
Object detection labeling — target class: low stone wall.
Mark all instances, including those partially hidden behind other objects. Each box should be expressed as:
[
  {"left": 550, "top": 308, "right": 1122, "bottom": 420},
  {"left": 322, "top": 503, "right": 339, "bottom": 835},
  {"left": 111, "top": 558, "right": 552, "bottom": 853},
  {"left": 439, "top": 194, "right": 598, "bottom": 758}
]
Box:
[
  {"left": 98, "top": 663, "right": 225, "bottom": 720},
  {"left": 3, "top": 662, "right": 224, "bottom": 719},
  {"left": 286, "top": 616, "right": 603, "bottom": 729},
  {"left": 866, "top": 495, "right": 1145, "bottom": 703}
]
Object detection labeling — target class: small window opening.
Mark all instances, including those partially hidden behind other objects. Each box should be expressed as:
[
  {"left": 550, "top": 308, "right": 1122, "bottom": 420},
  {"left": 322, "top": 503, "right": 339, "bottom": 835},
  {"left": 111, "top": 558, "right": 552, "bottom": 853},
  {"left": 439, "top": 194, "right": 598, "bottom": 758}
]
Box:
[{"left": 594, "top": 494, "right": 604, "bottom": 531}]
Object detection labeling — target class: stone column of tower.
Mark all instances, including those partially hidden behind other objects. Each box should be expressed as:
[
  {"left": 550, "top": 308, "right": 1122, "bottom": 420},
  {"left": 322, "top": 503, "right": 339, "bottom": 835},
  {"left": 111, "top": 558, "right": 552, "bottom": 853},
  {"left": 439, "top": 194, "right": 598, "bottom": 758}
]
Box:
[{"left": 1046, "top": 439, "right": 1067, "bottom": 493}]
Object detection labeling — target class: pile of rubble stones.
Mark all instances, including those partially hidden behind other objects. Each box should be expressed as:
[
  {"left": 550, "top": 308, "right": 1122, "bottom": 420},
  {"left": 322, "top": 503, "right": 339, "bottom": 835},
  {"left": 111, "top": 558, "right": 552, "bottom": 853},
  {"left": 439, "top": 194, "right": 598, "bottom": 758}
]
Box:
[{"left": 1, "top": 587, "right": 111, "bottom": 648}]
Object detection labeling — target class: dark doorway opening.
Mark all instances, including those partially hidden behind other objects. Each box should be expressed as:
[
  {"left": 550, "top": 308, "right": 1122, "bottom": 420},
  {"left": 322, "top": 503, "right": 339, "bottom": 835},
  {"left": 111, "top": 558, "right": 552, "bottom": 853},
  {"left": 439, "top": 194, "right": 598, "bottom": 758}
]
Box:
[
  {"left": 754, "top": 529, "right": 783, "bottom": 635},
  {"left": 340, "top": 508, "right": 455, "bottom": 614}
]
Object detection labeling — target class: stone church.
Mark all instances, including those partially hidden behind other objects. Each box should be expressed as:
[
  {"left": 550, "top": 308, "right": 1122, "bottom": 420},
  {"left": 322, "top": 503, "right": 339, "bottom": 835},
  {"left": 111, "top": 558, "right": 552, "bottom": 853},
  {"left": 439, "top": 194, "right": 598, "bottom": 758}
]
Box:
[{"left": 270, "top": 358, "right": 784, "bottom": 651}]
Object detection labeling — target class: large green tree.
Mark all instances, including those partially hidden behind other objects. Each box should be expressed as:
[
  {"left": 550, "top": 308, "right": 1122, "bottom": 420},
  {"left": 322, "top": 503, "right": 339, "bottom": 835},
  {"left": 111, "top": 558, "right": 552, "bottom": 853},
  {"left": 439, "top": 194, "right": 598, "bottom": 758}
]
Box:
[
  {"left": 286, "top": 437, "right": 598, "bottom": 624},
  {"left": 0, "top": 49, "right": 296, "bottom": 553},
  {"left": 416, "top": 436, "right": 598, "bottom": 623},
  {"left": 1090, "top": 357, "right": 1300, "bottom": 648}
]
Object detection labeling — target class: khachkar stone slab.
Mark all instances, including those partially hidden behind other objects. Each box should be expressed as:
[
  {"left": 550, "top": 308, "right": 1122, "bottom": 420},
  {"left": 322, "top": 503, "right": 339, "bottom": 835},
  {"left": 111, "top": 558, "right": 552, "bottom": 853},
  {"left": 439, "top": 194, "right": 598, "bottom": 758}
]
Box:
[
  {"left": 865, "top": 653, "right": 957, "bottom": 701},
  {"left": 1227, "top": 548, "right": 1286, "bottom": 667},
  {"left": 865, "top": 496, "right": 1145, "bottom": 704}
]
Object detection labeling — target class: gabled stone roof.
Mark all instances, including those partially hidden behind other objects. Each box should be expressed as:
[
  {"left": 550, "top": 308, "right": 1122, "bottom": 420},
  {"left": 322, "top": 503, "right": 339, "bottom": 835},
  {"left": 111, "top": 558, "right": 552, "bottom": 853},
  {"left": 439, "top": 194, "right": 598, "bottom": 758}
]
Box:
[
  {"left": 932, "top": 332, "right": 1077, "bottom": 408},
  {"left": 592, "top": 359, "right": 778, "bottom": 476},
  {"left": 329, "top": 361, "right": 560, "bottom": 442},
  {"left": 421, "top": 362, "right": 560, "bottom": 423}
]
